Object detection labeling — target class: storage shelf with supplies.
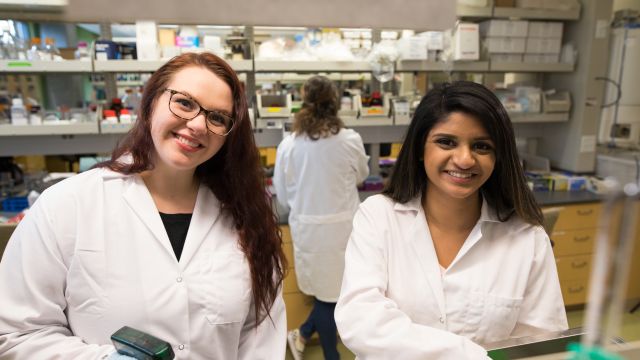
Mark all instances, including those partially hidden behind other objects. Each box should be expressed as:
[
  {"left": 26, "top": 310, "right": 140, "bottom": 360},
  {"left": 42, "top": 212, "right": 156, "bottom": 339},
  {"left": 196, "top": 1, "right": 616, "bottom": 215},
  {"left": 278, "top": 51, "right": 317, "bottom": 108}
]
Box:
[
  {"left": 254, "top": 60, "right": 371, "bottom": 72},
  {"left": 509, "top": 112, "right": 570, "bottom": 124},
  {"left": 0, "top": 60, "right": 93, "bottom": 73},
  {"left": 396, "top": 60, "right": 573, "bottom": 73},
  {"left": 0, "top": 123, "right": 99, "bottom": 136}
]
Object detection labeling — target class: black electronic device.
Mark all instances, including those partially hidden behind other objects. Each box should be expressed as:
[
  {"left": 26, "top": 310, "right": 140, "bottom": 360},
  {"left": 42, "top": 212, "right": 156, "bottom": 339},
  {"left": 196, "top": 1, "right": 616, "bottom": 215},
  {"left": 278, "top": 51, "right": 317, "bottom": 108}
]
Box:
[{"left": 111, "top": 326, "right": 175, "bottom": 360}]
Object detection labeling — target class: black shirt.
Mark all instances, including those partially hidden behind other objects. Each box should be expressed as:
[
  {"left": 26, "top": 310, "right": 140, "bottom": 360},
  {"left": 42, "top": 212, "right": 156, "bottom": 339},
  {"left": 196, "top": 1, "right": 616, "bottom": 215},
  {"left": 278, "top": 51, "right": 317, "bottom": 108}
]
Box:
[{"left": 159, "top": 212, "right": 192, "bottom": 261}]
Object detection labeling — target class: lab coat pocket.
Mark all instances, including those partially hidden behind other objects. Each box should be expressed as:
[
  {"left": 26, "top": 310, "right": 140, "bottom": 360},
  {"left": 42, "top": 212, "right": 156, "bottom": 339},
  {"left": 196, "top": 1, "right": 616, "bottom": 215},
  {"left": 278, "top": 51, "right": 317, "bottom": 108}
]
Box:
[
  {"left": 65, "top": 249, "right": 107, "bottom": 315},
  {"left": 465, "top": 292, "right": 523, "bottom": 344},
  {"left": 196, "top": 251, "right": 251, "bottom": 325}
]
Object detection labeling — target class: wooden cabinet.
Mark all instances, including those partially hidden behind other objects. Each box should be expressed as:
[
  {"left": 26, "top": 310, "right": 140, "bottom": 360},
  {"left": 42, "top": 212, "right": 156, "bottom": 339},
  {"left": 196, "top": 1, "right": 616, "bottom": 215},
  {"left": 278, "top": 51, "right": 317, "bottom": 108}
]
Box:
[
  {"left": 548, "top": 201, "right": 640, "bottom": 306},
  {"left": 280, "top": 225, "right": 314, "bottom": 331}
]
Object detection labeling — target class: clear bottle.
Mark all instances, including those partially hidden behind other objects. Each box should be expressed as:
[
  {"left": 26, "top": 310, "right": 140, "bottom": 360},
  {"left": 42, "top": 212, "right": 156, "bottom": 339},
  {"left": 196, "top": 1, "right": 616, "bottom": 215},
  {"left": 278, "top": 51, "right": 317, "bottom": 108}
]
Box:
[
  {"left": 10, "top": 97, "right": 28, "bottom": 125},
  {"left": 27, "top": 37, "right": 42, "bottom": 60},
  {"left": 44, "top": 37, "right": 61, "bottom": 60}
]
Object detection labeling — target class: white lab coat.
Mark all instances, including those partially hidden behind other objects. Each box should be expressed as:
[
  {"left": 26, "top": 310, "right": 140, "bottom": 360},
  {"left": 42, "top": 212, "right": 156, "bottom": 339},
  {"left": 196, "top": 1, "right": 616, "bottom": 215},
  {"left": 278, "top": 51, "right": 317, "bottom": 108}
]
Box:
[
  {"left": 335, "top": 194, "right": 568, "bottom": 360},
  {"left": 0, "top": 168, "right": 286, "bottom": 360},
  {"left": 273, "top": 128, "right": 369, "bottom": 302}
]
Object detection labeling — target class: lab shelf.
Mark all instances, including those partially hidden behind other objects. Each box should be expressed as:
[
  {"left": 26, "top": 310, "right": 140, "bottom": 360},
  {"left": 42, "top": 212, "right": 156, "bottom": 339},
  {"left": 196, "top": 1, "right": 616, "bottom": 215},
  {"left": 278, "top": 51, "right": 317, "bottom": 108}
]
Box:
[
  {"left": 254, "top": 60, "right": 371, "bottom": 72},
  {"left": 489, "top": 62, "right": 574, "bottom": 72},
  {"left": 344, "top": 117, "right": 393, "bottom": 127},
  {"left": 0, "top": 122, "right": 98, "bottom": 136},
  {"left": 456, "top": 5, "right": 492, "bottom": 18},
  {"left": 509, "top": 112, "right": 570, "bottom": 123},
  {"left": 100, "top": 122, "right": 133, "bottom": 134},
  {"left": 492, "top": 6, "right": 580, "bottom": 21},
  {"left": 0, "top": 59, "right": 93, "bottom": 73},
  {"left": 93, "top": 59, "right": 253, "bottom": 72},
  {"left": 396, "top": 60, "right": 489, "bottom": 72}
]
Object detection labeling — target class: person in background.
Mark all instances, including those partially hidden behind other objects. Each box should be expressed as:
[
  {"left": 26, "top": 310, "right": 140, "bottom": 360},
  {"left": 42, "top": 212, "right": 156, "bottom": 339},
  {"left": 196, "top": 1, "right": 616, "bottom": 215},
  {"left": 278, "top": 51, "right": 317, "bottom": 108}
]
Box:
[
  {"left": 0, "top": 52, "right": 287, "bottom": 359},
  {"left": 335, "top": 81, "right": 568, "bottom": 359},
  {"left": 274, "top": 75, "right": 369, "bottom": 360}
]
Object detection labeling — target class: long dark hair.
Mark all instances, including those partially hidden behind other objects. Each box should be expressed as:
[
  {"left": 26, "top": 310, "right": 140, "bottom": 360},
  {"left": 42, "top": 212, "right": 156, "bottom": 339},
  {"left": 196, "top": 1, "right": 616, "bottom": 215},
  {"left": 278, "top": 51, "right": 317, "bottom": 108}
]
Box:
[
  {"left": 292, "top": 75, "right": 344, "bottom": 140},
  {"left": 96, "top": 52, "right": 286, "bottom": 324},
  {"left": 383, "top": 81, "right": 542, "bottom": 226}
]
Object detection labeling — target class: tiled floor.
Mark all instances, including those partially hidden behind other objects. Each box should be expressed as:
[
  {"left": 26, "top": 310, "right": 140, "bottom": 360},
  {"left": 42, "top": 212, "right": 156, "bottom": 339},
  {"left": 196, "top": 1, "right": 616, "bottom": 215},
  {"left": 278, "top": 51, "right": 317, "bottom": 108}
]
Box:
[{"left": 286, "top": 307, "right": 640, "bottom": 360}]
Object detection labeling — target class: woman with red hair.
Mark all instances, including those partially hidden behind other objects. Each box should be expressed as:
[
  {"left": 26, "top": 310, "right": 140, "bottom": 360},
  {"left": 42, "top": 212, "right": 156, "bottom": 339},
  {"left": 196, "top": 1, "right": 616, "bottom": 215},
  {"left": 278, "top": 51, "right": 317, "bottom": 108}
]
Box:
[{"left": 0, "top": 53, "right": 287, "bottom": 359}]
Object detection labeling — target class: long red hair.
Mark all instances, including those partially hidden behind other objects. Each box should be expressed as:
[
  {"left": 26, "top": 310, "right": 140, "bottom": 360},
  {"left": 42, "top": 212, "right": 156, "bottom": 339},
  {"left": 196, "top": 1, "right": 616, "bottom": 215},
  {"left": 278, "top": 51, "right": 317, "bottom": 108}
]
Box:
[{"left": 97, "top": 52, "right": 286, "bottom": 324}]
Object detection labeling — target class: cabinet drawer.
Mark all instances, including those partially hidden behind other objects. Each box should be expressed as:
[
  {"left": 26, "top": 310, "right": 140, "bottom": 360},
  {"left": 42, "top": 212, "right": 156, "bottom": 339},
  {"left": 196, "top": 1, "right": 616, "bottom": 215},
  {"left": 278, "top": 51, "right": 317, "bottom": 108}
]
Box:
[
  {"left": 560, "top": 279, "right": 589, "bottom": 306},
  {"left": 556, "top": 254, "right": 592, "bottom": 282},
  {"left": 551, "top": 228, "right": 596, "bottom": 256},
  {"left": 283, "top": 269, "right": 301, "bottom": 294},
  {"left": 283, "top": 293, "right": 314, "bottom": 330},
  {"left": 280, "top": 225, "right": 292, "bottom": 243},
  {"left": 554, "top": 203, "right": 601, "bottom": 231},
  {"left": 283, "top": 241, "right": 294, "bottom": 269}
]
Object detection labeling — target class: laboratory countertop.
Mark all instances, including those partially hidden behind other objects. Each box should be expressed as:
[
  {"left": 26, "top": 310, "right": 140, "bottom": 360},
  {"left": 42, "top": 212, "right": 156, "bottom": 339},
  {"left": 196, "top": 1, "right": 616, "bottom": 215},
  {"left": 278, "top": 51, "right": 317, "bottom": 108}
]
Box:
[
  {"left": 274, "top": 190, "right": 606, "bottom": 225},
  {"left": 533, "top": 191, "right": 605, "bottom": 206}
]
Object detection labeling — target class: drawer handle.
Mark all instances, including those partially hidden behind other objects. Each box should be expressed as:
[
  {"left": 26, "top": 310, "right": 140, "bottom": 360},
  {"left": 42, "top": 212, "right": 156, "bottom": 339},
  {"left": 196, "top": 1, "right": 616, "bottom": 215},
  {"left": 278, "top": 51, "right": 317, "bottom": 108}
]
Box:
[
  {"left": 577, "top": 209, "right": 593, "bottom": 216},
  {"left": 574, "top": 235, "right": 591, "bottom": 242},
  {"left": 571, "top": 261, "right": 588, "bottom": 268},
  {"left": 569, "top": 286, "right": 584, "bottom": 293}
]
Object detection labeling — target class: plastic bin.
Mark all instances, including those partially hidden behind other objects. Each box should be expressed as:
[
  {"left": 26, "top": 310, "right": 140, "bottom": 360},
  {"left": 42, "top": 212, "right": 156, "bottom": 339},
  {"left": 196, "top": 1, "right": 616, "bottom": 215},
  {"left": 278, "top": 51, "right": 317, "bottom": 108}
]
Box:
[{"left": 1, "top": 197, "right": 29, "bottom": 212}]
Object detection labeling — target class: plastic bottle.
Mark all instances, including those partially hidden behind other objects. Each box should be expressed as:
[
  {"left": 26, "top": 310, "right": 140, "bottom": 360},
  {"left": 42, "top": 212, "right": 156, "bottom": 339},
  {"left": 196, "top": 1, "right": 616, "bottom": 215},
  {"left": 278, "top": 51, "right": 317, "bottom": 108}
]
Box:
[
  {"left": 75, "top": 41, "right": 90, "bottom": 61},
  {"left": 44, "top": 37, "right": 61, "bottom": 60},
  {"left": 10, "top": 98, "right": 28, "bottom": 125},
  {"left": 29, "top": 105, "right": 42, "bottom": 125},
  {"left": 27, "top": 37, "right": 42, "bottom": 60}
]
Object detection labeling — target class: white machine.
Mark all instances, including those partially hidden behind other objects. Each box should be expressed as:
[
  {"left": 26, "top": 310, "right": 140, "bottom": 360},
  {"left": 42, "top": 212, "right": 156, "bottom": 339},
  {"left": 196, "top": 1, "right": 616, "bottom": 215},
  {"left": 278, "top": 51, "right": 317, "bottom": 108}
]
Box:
[
  {"left": 599, "top": 26, "right": 640, "bottom": 149},
  {"left": 255, "top": 93, "right": 292, "bottom": 129}
]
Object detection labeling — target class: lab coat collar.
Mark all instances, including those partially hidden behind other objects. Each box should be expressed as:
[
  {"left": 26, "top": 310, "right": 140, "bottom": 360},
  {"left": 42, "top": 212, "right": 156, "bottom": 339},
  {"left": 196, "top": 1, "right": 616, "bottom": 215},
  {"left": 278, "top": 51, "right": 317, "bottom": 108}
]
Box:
[
  {"left": 123, "top": 174, "right": 176, "bottom": 261},
  {"left": 406, "top": 202, "right": 447, "bottom": 316},
  {"left": 179, "top": 184, "right": 221, "bottom": 268},
  {"left": 397, "top": 193, "right": 502, "bottom": 300},
  {"left": 122, "top": 175, "right": 221, "bottom": 267}
]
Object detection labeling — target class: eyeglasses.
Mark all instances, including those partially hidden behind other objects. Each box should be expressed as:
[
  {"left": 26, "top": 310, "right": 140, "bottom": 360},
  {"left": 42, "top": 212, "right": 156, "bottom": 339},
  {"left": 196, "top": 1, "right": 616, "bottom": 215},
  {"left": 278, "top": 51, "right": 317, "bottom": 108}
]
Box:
[{"left": 164, "top": 88, "right": 235, "bottom": 136}]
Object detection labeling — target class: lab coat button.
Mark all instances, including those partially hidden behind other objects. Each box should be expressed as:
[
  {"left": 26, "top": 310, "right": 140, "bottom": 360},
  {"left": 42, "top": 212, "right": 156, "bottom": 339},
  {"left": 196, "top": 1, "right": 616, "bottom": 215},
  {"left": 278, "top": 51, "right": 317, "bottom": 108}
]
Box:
[
  {"left": 178, "top": 344, "right": 185, "bottom": 350},
  {"left": 176, "top": 277, "right": 183, "bottom": 283},
  {"left": 439, "top": 316, "right": 445, "bottom": 323}
]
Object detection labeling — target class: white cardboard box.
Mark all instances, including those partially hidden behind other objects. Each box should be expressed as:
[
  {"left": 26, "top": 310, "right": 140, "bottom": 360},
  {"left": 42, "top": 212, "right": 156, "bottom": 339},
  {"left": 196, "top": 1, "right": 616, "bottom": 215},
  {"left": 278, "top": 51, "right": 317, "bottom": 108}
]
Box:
[
  {"left": 453, "top": 23, "right": 480, "bottom": 60},
  {"left": 525, "top": 38, "right": 562, "bottom": 54},
  {"left": 480, "top": 20, "right": 529, "bottom": 37},
  {"left": 484, "top": 37, "right": 526, "bottom": 53},
  {"left": 397, "top": 36, "right": 429, "bottom": 60},
  {"left": 491, "top": 53, "right": 523, "bottom": 62},
  {"left": 523, "top": 53, "right": 560, "bottom": 63},
  {"left": 528, "top": 22, "right": 564, "bottom": 38}
]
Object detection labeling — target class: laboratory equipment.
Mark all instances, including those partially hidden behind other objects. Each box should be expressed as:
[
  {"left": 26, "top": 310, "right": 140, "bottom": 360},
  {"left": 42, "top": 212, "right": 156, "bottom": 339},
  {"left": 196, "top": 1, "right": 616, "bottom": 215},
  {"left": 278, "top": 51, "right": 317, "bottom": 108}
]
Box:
[
  {"left": 598, "top": 17, "right": 640, "bottom": 149},
  {"left": 256, "top": 93, "right": 292, "bottom": 129}
]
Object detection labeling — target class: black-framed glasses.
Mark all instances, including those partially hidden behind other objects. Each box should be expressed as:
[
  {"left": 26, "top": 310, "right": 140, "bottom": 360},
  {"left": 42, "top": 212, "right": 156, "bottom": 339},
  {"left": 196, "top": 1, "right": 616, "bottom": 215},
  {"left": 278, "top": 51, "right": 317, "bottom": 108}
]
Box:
[{"left": 164, "top": 88, "right": 235, "bottom": 136}]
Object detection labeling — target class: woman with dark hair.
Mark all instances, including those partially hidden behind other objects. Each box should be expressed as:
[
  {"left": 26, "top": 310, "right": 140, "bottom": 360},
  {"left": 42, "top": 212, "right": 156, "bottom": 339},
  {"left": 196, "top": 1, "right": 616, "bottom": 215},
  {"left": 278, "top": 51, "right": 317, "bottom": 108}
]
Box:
[
  {"left": 335, "top": 81, "right": 567, "bottom": 359},
  {"left": 0, "top": 52, "right": 287, "bottom": 359},
  {"left": 273, "top": 75, "right": 368, "bottom": 360}
]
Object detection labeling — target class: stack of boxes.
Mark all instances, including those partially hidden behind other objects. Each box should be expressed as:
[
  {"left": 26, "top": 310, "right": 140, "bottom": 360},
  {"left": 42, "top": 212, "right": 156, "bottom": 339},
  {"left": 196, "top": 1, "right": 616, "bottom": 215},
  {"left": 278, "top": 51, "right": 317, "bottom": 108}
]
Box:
[
  {"left": 480, "top": 19, "right": 564, "bottom": 64},
  {"left": 524, "top": 22, "right": 563, "bottom": 63},
  {"left": 480, "top": 20, "right": 528, "bottom": 63}
]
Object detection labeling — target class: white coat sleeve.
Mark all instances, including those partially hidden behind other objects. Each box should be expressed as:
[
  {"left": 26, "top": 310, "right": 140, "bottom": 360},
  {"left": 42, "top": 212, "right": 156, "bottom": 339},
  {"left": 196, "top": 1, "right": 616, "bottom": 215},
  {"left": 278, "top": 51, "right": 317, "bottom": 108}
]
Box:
[
  {"left": 237, "top": 287, "right": 287, "bottom": 359},
  {"left": 273, "top": 136, "right": 292, "bottom": 211},
  {"left": 335, "top": 203, "right": 490, "bottom": 360},
  {"left": 0, "top": 197, "right": 115, "bottom": 359},
  {"left": 347, "top": 131, "right": 369, "bottom": 184},
  {"left": 511, "top": 228, "right": 568, "bottom": 338}
]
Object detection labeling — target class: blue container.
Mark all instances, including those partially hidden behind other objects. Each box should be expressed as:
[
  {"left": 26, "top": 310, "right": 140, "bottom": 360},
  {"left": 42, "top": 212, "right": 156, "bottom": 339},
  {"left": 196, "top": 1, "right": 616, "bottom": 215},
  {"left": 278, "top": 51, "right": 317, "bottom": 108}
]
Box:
[{"left": 2, "top": 196, "right": 29, "bottom": 212}]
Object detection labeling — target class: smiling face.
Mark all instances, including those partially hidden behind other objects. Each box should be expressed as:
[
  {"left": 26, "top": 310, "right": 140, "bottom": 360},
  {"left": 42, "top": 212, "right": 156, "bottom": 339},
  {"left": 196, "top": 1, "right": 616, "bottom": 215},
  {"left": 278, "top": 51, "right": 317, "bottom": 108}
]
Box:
[
  {"left": 149, "top": 66, "right": 233, "bottom": 175},
  {"left": 423, "top": 112, "right": 496, "bottom": 203}
]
